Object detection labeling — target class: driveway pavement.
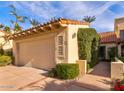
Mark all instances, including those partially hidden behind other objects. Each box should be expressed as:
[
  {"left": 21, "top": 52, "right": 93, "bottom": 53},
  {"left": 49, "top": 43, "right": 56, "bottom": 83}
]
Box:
[
  {"left": 75, "top": 62, "right": 111, "bottom": 91},
  {"left": 0, "top": 66, "right": 46, "bottom": 91},
  {"left": 0, "top": 65, "right": 91, "bottom": 91},
  {"left": 0, "top": 62, "right": 111, "bottom": 91}
]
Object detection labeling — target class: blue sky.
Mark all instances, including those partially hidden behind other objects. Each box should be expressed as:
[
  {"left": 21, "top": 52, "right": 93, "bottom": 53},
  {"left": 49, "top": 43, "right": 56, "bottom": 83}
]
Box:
[{"left": 0, "top": 1, "right": 124, "bottom": 32}]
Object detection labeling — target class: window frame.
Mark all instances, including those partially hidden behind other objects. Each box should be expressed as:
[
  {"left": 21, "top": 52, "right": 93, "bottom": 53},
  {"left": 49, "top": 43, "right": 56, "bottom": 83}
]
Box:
[{"left": 57, "top": 35, "right": 64, "bottom": 57}]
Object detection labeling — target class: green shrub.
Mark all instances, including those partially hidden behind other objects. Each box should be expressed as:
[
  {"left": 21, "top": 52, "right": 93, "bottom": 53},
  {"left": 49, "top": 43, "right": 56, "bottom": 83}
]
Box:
[
  {"left": 87, "top": 63, "right": 90, "bottom": 71},
  {"left": 4, "top": 50, "right": 13, "bottom": 57},
  {"left": 77, "top": 28, "right": 99, "bottom": 66},
  {"left": 48, "top": 68, "right": 57, "bottom": 77},
  {"left": 56, "top": 63, "right": 79, "bottom": 79},
  {"left": 0, "top": 48, "right": 4, "bottom": 56},
  {"left": 0, "top": 55, "right": 12, "bottom": 66},
  {"left": 49, "top": 63, "right": 79, "bottom": 79},
  {"left": 118, "top": 57, "right": 124, "bottom": 63},
  {"left": 108, "top": 47, "right": 118, "bottom": 61}
]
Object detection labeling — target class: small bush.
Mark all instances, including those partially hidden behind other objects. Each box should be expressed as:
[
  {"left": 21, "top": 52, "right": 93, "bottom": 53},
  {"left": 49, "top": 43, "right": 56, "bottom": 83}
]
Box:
[
  {"left": 4, "top": 51, "right": 13, "bottom": 57},
  {"left": 118, "top": 57, "right": 124, "bottom": 63},
  {"left": 87, "top": 63, "right": 90, "bottom": 71},
  {"left": 49, "top": 63, "right": 79, "bottom": 79},
  {"left": 0, "top": 55, "right": 12, "bottom": 66},
  {"left": 48, "top": 68, "right": 57, "bottom": 77},
  {"left": 108, "top": 47, "right": 118, "bottom": 61},
  {"left": 0, "top": 48, "right": 4, "bottom": 56}
]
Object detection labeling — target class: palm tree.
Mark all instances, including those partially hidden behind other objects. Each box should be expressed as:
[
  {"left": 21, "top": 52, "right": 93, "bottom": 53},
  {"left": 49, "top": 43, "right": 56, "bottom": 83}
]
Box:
[
  {"left": 83, "top": 16, "right": 96, "bottom": 23},
  {"left": 3, "top": 26, "right": 11, "bottom": 33},
  {"left": 13, "top": 23, "right": 22, "bottom": 32},
  {"left": 29, "top": 18, "right": 40, "bottom": 27},
  {"left": 9, "top": 5, "right": 28, "bottom": 33},
  {"left": 0, "top": 24, "right": 4, "bottom": 30}
]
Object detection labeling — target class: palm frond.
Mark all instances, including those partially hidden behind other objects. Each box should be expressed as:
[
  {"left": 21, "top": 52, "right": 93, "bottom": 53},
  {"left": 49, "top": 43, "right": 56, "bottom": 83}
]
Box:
[
  {"left": 83, "top": 16, "right": 96, "bottom": 23},
  {"left": 29, "top": 19, "right": 40, "bottom": 27}
]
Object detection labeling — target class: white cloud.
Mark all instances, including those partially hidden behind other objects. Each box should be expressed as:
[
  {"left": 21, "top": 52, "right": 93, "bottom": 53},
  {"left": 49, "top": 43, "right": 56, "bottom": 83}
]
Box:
[{"left": 6, "top": 1, "right": 124, "bottom": 32}]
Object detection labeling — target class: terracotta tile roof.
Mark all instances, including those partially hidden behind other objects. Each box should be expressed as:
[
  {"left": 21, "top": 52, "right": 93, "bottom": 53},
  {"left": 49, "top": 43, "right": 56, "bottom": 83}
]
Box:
[
  {"left": 60, "top": 18, "right": 89, "bottom": 25},
  {"left": 0, "top": 30, "right": 10, "bottom": 36},
  {"left": 9, "top": 18, "right": 90, "bottom": 39},
  {"left": 99, "top": 32, "right": 118, "bottom": 43}
]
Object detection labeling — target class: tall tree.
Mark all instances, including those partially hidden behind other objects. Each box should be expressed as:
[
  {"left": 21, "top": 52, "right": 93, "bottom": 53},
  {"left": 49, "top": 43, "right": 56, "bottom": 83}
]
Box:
[
  {"left": 83, "top": 16, "right": 96, "bottom": 23},
  {"left": 9, "top": 5, "right": 28, "bottom": 33},
  {"left": 3, "top": 26, "right": 11, "bottom": 33},
  {"left": 0, "top": 24, "right": 4, "bottom": 30}
]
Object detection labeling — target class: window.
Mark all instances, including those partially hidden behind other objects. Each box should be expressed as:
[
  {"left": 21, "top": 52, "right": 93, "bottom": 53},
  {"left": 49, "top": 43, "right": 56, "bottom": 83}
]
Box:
[
  {"left": 58, "top": 36, "right": 64, "bottom": 56},
  {"left": 121, "top": 45, "right": 124, "bottom": 57},
  {"left": 120, "top": 30, "right": 124, "bottom": 40},
  {"left": 58, "top": 36, "right": 63, "bottom": 45}
]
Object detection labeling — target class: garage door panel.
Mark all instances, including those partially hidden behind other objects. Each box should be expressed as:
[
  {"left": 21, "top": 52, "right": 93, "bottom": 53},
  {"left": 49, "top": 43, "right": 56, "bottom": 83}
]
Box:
[{"left": 18, "top": 36, "right": 55, "bottom": 70}]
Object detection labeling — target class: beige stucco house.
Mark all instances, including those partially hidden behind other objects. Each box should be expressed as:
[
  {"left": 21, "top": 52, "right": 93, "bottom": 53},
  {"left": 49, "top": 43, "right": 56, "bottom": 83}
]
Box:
[
  {"left": 10, "top": 18, "right": 90, "bottom": 70},
  {"left": 99, "top": 17, "right": 124, "bottom": 60},
  {"left": 0, "top": 30, "right": 13, "bottom": 51}
]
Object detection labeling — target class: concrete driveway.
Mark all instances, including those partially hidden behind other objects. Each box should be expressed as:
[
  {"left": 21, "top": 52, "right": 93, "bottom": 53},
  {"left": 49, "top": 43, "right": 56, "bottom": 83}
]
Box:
[
  {"left": 0, "top": 66, "right": 47, "bottom": 91},
  {"left": 0, "top": 65, "right": 92, "bottom": 91}
]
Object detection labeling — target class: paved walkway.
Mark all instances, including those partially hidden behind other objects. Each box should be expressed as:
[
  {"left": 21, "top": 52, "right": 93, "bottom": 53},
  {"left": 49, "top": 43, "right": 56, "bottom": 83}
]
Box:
[
  {"left": 75, "top": 62, "right": 111, "bottom": 91},
  {"left": 20, "top": 77, "right": 93, "bottom": 91}
]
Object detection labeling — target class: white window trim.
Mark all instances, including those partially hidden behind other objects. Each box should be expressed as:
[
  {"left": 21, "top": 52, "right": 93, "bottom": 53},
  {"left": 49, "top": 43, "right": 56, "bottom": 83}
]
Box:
[{"left": 57, "top": 33, "right": 65, "bottom": 58}]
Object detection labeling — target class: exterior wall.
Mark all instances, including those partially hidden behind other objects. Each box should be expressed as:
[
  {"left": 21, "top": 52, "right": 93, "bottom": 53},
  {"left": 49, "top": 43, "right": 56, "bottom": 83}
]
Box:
[
  {"left": 13, "top": 32, "right": 56, "bottom": 70},
  {"left": 0, "top": 31, "right": 12, "bottom": 50},
  {"left": 55, "top": 28, "right": 68, "bottom": 64},
  {"left": 111, "top": 60, "right": 124, "bottom": 80},
  {"left": 114, "top": 17, "right": 124, "bottom": 38},
  {"left": 100, "top": 43, "right": 116, "bottom": 59},
  {"left": 76, "top": 60, "right": 87, "bottom": 77},
  {"left": 13, "top": 24, "right": 89, "bottom": 69},
  {"left": 67, "top": 25, "right": 89, "bottom": 63},
  {"left": 118, "top": 44, "right": 121, "bottom": 57}
]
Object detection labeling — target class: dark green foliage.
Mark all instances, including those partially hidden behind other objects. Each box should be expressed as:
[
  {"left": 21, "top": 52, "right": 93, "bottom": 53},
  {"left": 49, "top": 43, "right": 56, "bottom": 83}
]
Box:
[
  {"left": 3, "top": 26, "right": 11, "bottom": 33},
  {"left": 118, "top": 57, "right": 124, "bottom": 63},
  {"left": 0, "top": 48, "right": 4, "bottom": 56},
  {"left": 4, "top": 50, "right": 13, "bottom": 57},
  {"left": 77, "top": 28, "right": 99, "bottom": 67},
  {"left": 48, "top": 68, "right": 57, "bottom": 77},
  {"left": 87, "top": 63, "right": 90, "bottom": 71},
  {"left": 49, "top": 63, "right": 79, "bottom": 79},
  {"left": 0, "top": 55, "right": 12, "bottom": 66},
  {"left": 108, "top": 47, "right": 118, "bottom": 61},
  {"left": 83, "top": 16, "right": 96, "bottom": 23}
]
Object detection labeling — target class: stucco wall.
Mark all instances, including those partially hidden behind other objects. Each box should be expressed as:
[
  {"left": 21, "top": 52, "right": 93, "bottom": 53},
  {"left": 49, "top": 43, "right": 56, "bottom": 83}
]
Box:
[
  {"left": 67, "top": 25, "right": 89, "bottom": 63},
  {"left": 13, "top": 32, "right": 56, "bottom": 70},
  {"left": 0, "top": 31, "right": 12, "bottom": 50},
  {"left": 114, "top": 18, "right": 124, "bottom": 38},
  {"left": 55, "top": 29, "right": 67, "bottom": 64},
  {"left": 111, "top": 60, "right": 124, "bottom": 80},
  {"left": 13, "top": 24, "right": 89, "bottom": 69},
  {"left": 76, "top": 60, "right": 87, "bottom": 77}
]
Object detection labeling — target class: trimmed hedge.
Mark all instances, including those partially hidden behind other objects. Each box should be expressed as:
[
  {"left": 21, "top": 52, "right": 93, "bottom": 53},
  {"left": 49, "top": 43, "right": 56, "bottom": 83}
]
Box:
[
  {"left": 49, "top": 63, "right": 79, "bottom": 79},
  {"left": 0, "top": 55, "right": 12, "bottom": 66},
  {"left": 77, "top": 28, "right": 99, "bottom": 67}
]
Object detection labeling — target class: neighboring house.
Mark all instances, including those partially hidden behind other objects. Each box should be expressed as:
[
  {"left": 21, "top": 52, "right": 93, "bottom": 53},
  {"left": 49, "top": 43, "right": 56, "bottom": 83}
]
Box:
[
  {"left": 0, "top": 30, "right": 13, "bottom": 51},
  {"left": 10, "top": 18, "right": 90, "bottom": 70},
  {"left": 99, "top": 17, "right": 124, "bottom": 60}
]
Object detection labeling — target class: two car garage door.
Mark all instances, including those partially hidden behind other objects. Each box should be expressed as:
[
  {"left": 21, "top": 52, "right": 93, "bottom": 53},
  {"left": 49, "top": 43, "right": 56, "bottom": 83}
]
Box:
[{"left": 17, "top": 35, "right": 56, "bottom": 70}]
